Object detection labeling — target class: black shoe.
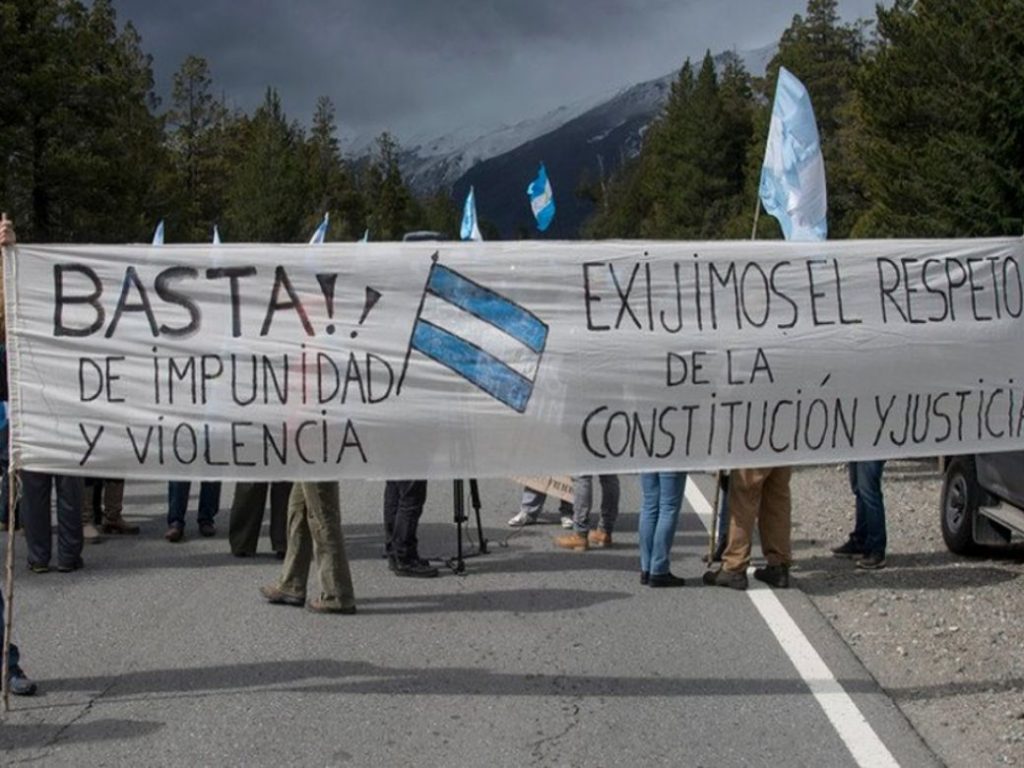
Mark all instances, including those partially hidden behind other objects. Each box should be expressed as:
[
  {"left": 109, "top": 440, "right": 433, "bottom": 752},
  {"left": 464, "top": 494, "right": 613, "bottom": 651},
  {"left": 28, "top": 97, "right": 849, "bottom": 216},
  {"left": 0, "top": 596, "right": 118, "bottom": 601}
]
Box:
[
  {"left": 831, "top": 538, "right": 865, "bottom": 558},
  {"left": 57, "top": 557, "right": 84, "bottom": 573},
  {"left": 9, "top": 667, "right": 37, "bottom": 696},
  {"left": 753, "top": 564, "right": 790, "bottom": 588},
  {"left": 649, "top": 572, "right": 686, "bottom": 588},
  {"left": 855, "top": 552, "right": 886, "bottom": 570},
  {"left": 640, "top": 571, "right": 649, "bottom": 585},
  {"left": 702, "top": 568, "right": 748, "bottom": 590},
  {"left": 198, "top": 522, "right": 216, "bottom": 537},
  {"left": 393, "top": 559, "right": 439, "bottom": 578}
]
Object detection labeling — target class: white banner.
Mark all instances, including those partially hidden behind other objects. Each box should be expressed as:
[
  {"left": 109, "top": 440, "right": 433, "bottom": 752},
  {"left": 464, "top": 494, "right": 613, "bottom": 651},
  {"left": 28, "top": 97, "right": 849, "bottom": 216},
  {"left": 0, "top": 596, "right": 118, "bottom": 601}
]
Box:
[{"left": 6, "top": 239, "right": 1024, "bottom": 480}]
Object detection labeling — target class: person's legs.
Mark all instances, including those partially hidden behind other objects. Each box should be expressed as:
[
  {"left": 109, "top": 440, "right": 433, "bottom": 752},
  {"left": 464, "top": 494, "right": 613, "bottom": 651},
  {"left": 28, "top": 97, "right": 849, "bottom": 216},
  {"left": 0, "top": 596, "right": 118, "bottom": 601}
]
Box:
[
  {"left": 596, "top": 474, "right": 620, "bottom": 534},
  {"left": 382, "top": 481, "right": 399, "bottom": 559},
  {"left": 20, "top": 471, "right": 53, "bottom": 569},
  {"left": 196, "top": 482, "right": 221, "bottom": 527},
  {"left": 101, "top": 479, "right": 137, "bottom": 534},
  {"left": 392, "top": 480, "right": 428, "bottom": 562},
  {"left": 853, "top": 460, "right": 886, "bottom": 556},
  {"left": 713, "top": 474, "right": 730, "bottom": 559},
  {"left": 268, "top": 482, "right": 292, "bottom": 555},
  {"left": 229, "top": 482, "right": 269, "bottom": 556},
  {"left": 650, "top": 472, "right": 686, "bottom": 576},
  {"left": 54, "top": 475, "right": 84, "bottom": 569},
  {"left": 304, "top": 481, "right": 356, "bottom": 610},
  {"left": 81, "top": 478, "right": 101, "bottom": 543},
  {"left": 166, "top": 481, "right": 190, "bottom": 530},
  {"left": 509, "top": 486, "right": 546, "bottom": 525},
  {"left": 277, "top": 484, "right": 313, "bottom": 598},
  {"left": 638, "top": 473, "right": 660, "bottom": 575},
  {"left": 722, "top": 467, "right": 770, "bottom": 574},
  {"left": 571, "top": 476, "right": 594, "bottom": 535},
  {"left": 757, "top": 467, "right": 793, "bottom": 567}
]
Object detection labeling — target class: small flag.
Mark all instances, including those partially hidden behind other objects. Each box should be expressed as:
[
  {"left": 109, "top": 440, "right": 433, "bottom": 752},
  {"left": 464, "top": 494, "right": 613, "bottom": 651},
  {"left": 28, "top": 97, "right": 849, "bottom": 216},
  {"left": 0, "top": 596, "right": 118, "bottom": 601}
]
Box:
[
  {"left": 152, "top": 220, "right": 164, "bottom": 245},
  {"left": 359, "top": 229, "right": 369, "bottom": 243},
  {"left": 758, "top": 66, "right": 827, "bottom": 241},
  {"left": 402, "top": 261, "right": 548, "bottom": 413},
  {"left": 309, "top": 212, "right": 329, "bottom": 244},
  {"left": 212, "top": 225, "right": 221, "bottom": 245},
  {"left": 527, "top": 163, "right": 555, "bottom": 232},
  {"left": 460, "top": 186, "right": 483, "bottom": 241}
]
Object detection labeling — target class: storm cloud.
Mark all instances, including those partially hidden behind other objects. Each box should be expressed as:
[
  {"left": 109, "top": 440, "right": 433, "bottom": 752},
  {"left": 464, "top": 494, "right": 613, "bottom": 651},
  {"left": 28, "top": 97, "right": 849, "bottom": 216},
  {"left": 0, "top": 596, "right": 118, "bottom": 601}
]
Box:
[{"left": 112, "top": 0, "right": 882, "bottom": 146}]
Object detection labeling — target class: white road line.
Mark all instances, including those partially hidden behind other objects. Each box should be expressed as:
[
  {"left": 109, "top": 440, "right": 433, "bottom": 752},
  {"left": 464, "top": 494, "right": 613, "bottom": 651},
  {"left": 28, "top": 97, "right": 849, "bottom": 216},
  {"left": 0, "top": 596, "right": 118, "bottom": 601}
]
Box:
[{"left": 684, "top": 479, "right": 901, "bottom": 768}]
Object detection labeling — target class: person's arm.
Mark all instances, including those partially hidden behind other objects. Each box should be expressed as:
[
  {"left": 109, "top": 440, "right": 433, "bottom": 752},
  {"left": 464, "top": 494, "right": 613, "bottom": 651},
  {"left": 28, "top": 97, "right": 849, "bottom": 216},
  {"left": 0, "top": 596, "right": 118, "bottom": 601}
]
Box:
[{"left": 0, "top": 214, "right": 15, "bottom": 247}]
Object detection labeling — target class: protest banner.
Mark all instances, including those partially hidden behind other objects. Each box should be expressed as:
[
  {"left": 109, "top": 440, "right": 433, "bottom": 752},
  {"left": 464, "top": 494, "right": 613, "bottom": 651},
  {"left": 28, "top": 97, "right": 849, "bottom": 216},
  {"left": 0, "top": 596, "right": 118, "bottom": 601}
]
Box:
[
  {"left": 512, "top": 476, "right": 575, "bottom": 504},
  {"left": 6, "top": 238, "right": 1024, "bottom": 480}
]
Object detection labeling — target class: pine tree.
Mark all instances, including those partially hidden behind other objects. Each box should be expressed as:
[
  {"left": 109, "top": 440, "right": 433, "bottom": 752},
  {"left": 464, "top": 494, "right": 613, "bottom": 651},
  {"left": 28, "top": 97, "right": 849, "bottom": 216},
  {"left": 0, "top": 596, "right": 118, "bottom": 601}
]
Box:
[
  {"left": 853, "top": 0, "right": 1024, "bottom": 236},
  {"left": 223, "top": 88, "right": 309, "bottom": 241}
]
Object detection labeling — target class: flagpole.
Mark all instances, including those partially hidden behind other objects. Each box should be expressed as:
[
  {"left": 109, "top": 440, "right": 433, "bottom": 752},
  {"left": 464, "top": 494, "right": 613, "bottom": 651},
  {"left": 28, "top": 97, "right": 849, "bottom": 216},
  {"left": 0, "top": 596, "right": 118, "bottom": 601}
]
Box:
[{"left": 751, "top": 197, "right": 761, "bottom": 241}]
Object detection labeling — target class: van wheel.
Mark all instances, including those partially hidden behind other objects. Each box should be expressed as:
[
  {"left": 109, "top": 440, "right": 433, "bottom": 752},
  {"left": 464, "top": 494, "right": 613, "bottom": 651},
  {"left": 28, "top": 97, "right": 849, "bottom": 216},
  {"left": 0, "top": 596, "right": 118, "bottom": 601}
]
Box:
[{"left": 941, "top": 457, "right": 980, "bottom": 555}]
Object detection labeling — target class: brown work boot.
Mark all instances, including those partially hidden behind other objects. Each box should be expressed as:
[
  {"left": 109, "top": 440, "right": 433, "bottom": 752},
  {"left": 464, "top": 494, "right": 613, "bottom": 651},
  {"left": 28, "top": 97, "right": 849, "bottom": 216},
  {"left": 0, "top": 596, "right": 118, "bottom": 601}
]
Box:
[
  {"left": 587, "top": 530, "right": 612, "bottom": 548},
  {"left": 102, "top": 517, "right": 140, "bottom": 535},
  {"left": 554, "top": 532, "right": 589, "bottom": 551},
  {"left": 259, "top": 584, "right": 304, "bottom": 606}
]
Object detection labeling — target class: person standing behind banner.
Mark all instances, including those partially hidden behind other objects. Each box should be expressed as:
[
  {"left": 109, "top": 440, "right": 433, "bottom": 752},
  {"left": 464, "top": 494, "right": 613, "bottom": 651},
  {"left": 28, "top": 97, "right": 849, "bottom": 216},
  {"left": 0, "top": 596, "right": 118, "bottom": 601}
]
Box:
[
  {"left": 554, "top": 474, "right": 620, "bottom": 550},
  {"left": 83, "top": 478, "right": 137, "bottom": 541},
  {"left": 383, "top": 480, "right": 438, "bottom": 577},
  {"left": 508, "top": 485, "right": 574, "bottom": 529},
  {"left": 229, "top": 482, "right": 290, "bottom": 558},
  {"left": 260, "top": 481, "right": 356, "bottom": 614},
  {"left": 704, "top": 466, "right": 792, "bottom": 591},
  {"left": 165, "top": 480, "right": 220, "bottom": 542},
  {"left": 831, "top": 461, "right": 888, "bottom": 570},
  {"left": 638, "top": 472, "right": 689, "bottom": 587}
]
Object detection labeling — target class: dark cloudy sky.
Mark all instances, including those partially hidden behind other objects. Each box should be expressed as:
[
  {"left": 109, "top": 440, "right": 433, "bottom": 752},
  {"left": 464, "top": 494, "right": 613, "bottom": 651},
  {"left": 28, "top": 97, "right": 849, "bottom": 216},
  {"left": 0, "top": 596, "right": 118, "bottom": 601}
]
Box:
[{"left": 113, "top": 0, "right": 882, "bottom": 147}]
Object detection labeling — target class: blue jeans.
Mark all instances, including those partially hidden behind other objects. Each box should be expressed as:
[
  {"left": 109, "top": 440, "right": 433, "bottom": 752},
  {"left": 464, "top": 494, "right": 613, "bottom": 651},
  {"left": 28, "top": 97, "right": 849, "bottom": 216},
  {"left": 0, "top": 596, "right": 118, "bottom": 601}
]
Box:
[
  {"left": 848, "top": 461, "right": 886, "bottom": 555},
  {"left": 0, "top": 591, "right": 20, "bottom": 672},
  {"left": 639, "top": 472, "right": 688, "bottom": 575},
  {"left": 167, "top": 481, "right": 221, "bottom": 529}
]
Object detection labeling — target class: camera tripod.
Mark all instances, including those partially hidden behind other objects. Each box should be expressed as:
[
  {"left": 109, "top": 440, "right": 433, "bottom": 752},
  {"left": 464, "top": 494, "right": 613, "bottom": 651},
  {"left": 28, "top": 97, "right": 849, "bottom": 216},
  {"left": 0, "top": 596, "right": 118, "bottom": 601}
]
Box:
[{"left": 446, "top": 478, "right": 488, "bottom": 574}]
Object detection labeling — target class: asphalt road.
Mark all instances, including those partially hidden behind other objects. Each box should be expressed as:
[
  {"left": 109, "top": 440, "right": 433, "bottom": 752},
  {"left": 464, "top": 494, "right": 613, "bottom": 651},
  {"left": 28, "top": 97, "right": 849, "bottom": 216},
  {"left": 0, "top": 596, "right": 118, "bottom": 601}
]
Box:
[{"left": 0, "top": 475, "right": 941, "bottom": 767}]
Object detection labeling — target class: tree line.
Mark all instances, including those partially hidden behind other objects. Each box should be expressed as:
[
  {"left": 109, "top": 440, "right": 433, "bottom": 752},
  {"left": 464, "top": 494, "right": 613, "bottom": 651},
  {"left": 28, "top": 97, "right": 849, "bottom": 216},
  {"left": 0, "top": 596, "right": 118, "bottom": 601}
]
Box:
[
  {"left": 586, "top": 0, "right": 1024, "bottom": 240},
  {"left": 1, "top": 0, "right": 1021, "bottom": 243},
  {"left": 0, "top": 0, "right": 457, "bottom": 243}
]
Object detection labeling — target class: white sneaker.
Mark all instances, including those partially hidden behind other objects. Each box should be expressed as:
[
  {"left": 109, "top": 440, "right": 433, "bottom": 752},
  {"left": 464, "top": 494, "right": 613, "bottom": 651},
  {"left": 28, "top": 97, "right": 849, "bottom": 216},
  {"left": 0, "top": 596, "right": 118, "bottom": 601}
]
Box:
[
  {"left": 560, "top": 516, "right": 574, "bottom": 530},
  {"left": 507, "top": 511, "right": 538, "bottom": 527},
  {"left": 83, "top": 523, "right": 102, "bottom": 543}
]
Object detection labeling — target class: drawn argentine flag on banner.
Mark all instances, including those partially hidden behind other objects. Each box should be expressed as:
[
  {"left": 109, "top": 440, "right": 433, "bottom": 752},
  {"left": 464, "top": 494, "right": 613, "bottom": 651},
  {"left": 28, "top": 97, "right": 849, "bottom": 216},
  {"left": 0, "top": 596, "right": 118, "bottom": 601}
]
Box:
[
  {"left": 527, "top": 163, "right": 555, "bottom": 232},
  {"left": 400, "top": 260, "right": 548, "bottom": 413}
]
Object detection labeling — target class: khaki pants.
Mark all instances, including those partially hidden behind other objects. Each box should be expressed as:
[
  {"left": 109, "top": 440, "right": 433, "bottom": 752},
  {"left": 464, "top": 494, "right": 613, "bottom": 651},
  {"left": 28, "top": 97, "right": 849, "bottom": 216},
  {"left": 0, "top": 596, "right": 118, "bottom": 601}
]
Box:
[
  {"left": 278, "top": 482, "right": 355, "bottom": 610},
  {"left": 722, "top": 466, "right": 792, "bottom": 573}
]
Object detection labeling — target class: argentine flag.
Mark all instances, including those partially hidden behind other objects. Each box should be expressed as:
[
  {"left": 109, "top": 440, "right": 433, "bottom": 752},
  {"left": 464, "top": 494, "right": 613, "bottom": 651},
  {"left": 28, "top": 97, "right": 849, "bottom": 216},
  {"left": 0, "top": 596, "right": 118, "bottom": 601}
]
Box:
[
  {"left": 405, "top": 262, "right": 548, "bottom": 413},
  {"left": 460, "top": 186, "right": 483, "bottom": 241},
  {"left": 759, "top": 67, "right": 827, "bottom": 241},
  {"left": 527, "top": 163, "right": 555, "bottom": 232},
  {"left": 309, "top": 212, "right": 329, "bottom": 244},
  {"left": 151, "top": 219, "right": 164, "bottom": 245}
]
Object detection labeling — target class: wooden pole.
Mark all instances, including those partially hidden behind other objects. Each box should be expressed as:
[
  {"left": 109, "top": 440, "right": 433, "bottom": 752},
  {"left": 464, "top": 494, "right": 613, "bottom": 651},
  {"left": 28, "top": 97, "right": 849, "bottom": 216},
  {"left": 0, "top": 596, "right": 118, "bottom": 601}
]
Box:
[
  {"left": 1, "top": 222, "right": 15, "bottom": 712},
  {"left": 2, "top": 469, "right": 16, "bottom": 713}
]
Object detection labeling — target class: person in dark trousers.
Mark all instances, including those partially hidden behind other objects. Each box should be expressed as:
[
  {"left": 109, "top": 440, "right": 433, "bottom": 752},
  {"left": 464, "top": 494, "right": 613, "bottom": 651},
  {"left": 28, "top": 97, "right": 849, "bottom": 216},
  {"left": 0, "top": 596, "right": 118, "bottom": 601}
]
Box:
[
  {"left": 166, "top": 481, "right": 221, "bottom": 542},
  {"left": 383, "top": 480, "right": 437, "bottom": 577},
  {"left": 229, "top": 482, "right": 290, "bottom": 558},
  {"left": 21, "top": 471, "right": 84, "bottom": 573},
  {"left": 832, "top": 460, "right": 888, "bottom": 570},
  {"left": 0, "top": 591, "right": 36, "bottom": 695}
]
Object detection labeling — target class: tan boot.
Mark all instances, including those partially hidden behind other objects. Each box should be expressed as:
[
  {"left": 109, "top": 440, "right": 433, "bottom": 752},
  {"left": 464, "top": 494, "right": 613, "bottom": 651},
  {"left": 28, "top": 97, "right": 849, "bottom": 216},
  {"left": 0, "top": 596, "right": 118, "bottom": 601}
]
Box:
[
  {"left": 554, "top": 532, "right": 589, "bottom": 551},
  {"left": 101, "top": 480, "right": 138, "bottom": 534},
  {"left": 587, "top": 530, "right": 612, "bottom": 548}
]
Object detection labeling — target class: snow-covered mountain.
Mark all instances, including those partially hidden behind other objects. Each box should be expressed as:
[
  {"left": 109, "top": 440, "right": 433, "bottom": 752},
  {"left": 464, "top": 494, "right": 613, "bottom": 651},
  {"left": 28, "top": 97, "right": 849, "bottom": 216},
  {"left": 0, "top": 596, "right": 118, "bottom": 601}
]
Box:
[{"left": 345, "top": 44, "right": 776, "bottom": 236}]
